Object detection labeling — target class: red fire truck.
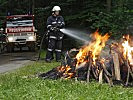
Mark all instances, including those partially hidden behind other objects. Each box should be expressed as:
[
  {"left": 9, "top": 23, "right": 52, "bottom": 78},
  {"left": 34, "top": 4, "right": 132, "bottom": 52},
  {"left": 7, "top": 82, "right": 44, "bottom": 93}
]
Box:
[{"left": 5, "top": 15, "right": 37, "bottom": 52}]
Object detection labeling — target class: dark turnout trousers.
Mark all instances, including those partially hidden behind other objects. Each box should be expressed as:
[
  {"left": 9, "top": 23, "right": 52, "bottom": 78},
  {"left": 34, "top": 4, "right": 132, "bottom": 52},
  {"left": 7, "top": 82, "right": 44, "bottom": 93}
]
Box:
[{"left": 46, "top": 31, "right": 63, "bottom": 61}]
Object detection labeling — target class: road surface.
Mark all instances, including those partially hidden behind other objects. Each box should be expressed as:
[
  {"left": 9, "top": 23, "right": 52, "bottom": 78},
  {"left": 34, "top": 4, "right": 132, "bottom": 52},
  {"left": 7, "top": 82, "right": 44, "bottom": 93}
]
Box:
[{"left": 0, "top": 51, "right": 37, "bottom": 73}]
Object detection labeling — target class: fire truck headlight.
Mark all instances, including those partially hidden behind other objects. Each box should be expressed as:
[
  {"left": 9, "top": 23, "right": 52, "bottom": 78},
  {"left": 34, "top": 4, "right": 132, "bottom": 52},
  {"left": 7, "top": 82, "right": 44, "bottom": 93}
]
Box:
[
  {"left": 29, "top": 36, "right": 34, "bottom": 40},
  {"left": 8, "top": 37, "right": 13, "bottom": 42}
]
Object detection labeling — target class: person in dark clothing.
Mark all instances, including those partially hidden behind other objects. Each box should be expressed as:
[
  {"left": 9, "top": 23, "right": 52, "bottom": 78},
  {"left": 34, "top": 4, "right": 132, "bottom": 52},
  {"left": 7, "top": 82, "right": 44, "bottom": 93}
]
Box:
[{"left": 45, "top": 6, "right": 65, "bottom": 62}]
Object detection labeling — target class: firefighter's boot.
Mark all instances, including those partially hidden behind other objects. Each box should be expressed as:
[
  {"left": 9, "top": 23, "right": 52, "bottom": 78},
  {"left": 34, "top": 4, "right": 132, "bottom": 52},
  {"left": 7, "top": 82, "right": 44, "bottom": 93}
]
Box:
[
  {"left": 55, "top": 51, "right": 61, "bottom": 62},
  {"left": 45, "top": 51, "right": 54, "bottom": 62}
]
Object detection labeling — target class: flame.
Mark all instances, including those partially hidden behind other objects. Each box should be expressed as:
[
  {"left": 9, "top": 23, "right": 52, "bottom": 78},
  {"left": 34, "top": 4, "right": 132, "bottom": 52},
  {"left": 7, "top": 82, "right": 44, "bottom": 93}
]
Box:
[
  {"left": 58, "top": 31, "right": 109, "bottom": 79},
  {"left": 122, "top": 35, "right": 133, "bottom": 65},
  {"left": 76, "top": 31, "right": 109, "bottom": 67},
  {"left": 59, "top": 65, "right": 74, "bottom": 79}
]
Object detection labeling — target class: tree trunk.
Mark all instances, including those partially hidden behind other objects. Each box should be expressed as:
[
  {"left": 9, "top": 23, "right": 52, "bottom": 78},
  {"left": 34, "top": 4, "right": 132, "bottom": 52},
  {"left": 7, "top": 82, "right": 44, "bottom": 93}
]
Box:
[
  {"left": 32, "top": 0, "right": 35, "bottom": 14},
  {"left": 106, "top": 0, "right": 111, "bottom": 12}
]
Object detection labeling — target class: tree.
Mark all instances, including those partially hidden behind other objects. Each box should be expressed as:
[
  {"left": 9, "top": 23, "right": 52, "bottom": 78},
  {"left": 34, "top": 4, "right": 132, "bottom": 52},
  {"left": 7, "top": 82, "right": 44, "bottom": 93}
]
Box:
[{"left": 0, "top": 0, "right": 132, "bottom": 38}]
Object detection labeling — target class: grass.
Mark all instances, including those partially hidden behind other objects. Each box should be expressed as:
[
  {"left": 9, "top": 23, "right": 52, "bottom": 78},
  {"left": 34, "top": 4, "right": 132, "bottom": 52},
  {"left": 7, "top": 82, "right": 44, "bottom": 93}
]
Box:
[{"left": 0, "top": 51, "right": 133, "bottom": 100}]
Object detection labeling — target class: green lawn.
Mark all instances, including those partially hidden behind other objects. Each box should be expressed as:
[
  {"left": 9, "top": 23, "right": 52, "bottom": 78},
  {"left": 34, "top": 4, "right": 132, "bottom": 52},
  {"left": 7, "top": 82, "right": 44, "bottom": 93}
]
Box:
[{"left": 0, "top": 52, "right": 133, "bottom": 100}]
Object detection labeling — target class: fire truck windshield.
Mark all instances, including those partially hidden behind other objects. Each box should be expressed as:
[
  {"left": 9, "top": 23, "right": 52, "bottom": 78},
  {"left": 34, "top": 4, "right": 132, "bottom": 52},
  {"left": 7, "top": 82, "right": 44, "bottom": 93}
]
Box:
[{"left": 6, "top": 16, "right": 33, "bottom": 27}]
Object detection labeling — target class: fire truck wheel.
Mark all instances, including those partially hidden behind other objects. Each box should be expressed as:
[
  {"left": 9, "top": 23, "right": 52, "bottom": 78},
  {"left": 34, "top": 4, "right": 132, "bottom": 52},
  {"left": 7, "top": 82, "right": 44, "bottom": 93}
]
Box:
[
  {"left": 0, "top": 44, "right": 2, "bottom": 53},
  {"left": 0, "top": 44, "right": 5, "bottom": 53},
  {"left": 6, "top": 43, "right": 14, "bottom": 53},
  {"left": 29, "top": 42, "right": 36, "bottom": 52}
]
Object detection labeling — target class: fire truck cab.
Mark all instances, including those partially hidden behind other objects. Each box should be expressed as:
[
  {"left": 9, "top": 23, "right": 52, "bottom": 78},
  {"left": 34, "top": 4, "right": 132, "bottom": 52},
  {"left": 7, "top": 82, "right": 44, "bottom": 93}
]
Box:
[{"left": 5, "top": 15, "right": 37, "bottom": 52}]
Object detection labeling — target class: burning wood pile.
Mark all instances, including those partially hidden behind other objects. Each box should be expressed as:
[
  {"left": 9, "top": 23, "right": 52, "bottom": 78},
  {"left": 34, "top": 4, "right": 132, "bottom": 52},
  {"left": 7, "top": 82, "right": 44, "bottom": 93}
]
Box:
[{"left": 39, "top": 31, "right": 133, "bottom": 86}]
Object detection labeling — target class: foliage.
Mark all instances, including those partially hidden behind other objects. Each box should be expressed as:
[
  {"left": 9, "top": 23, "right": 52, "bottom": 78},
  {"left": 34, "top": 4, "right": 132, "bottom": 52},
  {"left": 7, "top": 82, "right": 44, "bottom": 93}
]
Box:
[{"left": 0, "top": 0, "right": 133, "bottom": 38}]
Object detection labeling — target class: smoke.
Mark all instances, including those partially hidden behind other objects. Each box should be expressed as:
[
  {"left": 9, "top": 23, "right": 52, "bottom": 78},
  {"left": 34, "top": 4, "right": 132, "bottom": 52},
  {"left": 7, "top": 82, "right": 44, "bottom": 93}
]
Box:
[{"left": 60, "top": 28, "right": 91, "bottom": 43}]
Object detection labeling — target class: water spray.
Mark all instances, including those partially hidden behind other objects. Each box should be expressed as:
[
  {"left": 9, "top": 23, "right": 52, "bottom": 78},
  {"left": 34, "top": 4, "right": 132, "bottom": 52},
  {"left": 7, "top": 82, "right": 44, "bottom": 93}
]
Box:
[{"left": 60, "top": 28, "right": 91, "bottom": 43}]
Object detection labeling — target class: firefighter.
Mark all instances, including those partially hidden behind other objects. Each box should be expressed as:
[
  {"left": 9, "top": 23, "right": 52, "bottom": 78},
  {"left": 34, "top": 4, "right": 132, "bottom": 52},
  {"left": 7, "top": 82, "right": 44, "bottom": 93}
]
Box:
[{"left": 45, "top": 6, "right": 65, "bottom": 62}]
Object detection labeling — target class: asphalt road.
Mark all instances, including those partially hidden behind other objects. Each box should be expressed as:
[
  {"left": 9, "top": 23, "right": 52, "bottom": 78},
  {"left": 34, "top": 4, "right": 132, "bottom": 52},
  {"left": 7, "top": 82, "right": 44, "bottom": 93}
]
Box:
[{"left": 0, "top": 50, "right": 38, "bottom": 73}]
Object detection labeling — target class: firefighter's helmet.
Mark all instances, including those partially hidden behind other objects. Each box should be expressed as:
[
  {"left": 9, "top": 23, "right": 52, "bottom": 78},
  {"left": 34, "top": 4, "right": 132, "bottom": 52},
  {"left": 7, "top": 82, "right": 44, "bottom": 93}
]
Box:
[{"left": 52, "top": 6, "right": 61, "bottom": 12}]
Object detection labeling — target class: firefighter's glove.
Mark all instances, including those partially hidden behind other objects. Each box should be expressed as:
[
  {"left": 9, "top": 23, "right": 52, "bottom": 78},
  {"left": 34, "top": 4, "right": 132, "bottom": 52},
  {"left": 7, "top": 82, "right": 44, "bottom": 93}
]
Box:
[
  {"left": 50, "top": 27, "right": 55, "bottom": 31},
  {"left": 52, "top": 27, "right": 60, "bottom": 32},
  {"left": 56, "top": 23, "right": 63, "bottom": 28}
]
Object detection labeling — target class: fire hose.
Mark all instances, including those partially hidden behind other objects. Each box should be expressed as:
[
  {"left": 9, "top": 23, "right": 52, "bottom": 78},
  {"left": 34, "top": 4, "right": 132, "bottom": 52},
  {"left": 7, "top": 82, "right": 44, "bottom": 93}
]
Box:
[{"left": 37, "top": 31, "right": 48, "bottom": 60}]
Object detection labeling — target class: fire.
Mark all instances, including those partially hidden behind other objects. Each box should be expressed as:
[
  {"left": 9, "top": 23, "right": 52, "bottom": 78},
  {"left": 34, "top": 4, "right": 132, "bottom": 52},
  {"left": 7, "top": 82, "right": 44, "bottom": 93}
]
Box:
[
  {"left": 41, "top": 32, "right": 133, "bottom": 85},
  {"left": 58, "top": 31, "right": 109, "bottom": 79},
  {"left": 59, "top": 65, "right": 74, "bottom": 79},
  {"left": 122, "top": 35, "right": 133, "bottom": 65},
  {"left": 76, "top": 31, "right": 109, "bottom": 67}
]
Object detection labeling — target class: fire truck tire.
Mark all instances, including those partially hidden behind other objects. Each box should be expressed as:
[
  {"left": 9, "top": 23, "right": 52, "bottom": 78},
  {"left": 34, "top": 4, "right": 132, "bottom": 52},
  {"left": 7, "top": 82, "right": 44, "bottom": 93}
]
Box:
[
  {"left": 0, "top": 44, "right": 5, "bottom": 53},
  {"left": 0, "top": 44, "right": 2, "bottom": 53},
  {"left": 6, "top": 43, "right": 14, "bottom": 53},
  {"left": 29, "top": 42, "right": 36, "bottom": 52}
]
